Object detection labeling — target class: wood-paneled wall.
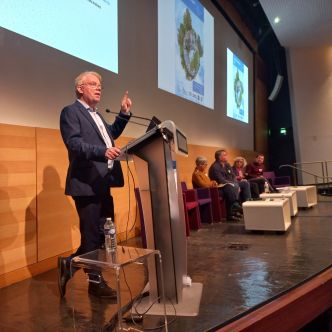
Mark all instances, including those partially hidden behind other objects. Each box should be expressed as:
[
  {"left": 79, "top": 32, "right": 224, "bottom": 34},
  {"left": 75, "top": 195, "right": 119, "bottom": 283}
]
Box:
[
  {"left": 0, "top": 124, "right": 37, "bottom": 277},
  {"left": 36, "top": 128, "right": 80, "bottom": 261},
  {"left": 0, "top": 127, "right": 143, "bottom": 288},
  {"left": 0, "top": 124, "right": 260, "bottom": 288}
]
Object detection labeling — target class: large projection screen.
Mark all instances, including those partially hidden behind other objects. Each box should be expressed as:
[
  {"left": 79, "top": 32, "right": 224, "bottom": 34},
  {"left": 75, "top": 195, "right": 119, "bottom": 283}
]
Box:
[
  {"left": 0, "top": 0, "right": 118, "bottom": 74},
  {"left": 158, "top": 0, "right": 214, "bottom": 109},
  {"left": 0, "top": 0, "right": 254, "bottom": 150}
]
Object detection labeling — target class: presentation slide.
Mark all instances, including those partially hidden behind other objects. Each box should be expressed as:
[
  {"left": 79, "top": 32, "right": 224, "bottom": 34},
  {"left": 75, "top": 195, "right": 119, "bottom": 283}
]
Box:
[
  {"left": 0, "top": 0, "right": 118, "bottom": 73},
  {"left": 227, "top": 48, "right": 249, "bottom": 123},
  {"left": 0, "top": 0, "right": 254, "bottom": 150},
  {"left": 158, "top": 0, "right": 214, "bottom": 109}
]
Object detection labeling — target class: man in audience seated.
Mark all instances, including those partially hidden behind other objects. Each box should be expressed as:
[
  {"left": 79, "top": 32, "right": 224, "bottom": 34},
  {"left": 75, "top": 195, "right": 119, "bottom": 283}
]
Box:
[
  {"left": 246, "top": 153, "right": 278, "bottom": 193},
  {"left": 232, "top": 156, "right": 260, "bottom": 199},
  {"left": 208, "top": 150, "right": 251, "bottom": 221}
]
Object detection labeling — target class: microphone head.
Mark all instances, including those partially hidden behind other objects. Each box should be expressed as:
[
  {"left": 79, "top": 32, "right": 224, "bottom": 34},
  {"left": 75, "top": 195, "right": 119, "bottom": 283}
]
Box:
[{"left": 105, "top": 109, "right": 111, "bottom": 113}]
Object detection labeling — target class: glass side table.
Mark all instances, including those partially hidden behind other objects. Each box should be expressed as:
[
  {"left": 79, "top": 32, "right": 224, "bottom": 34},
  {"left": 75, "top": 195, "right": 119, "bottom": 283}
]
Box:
[{"left": 71, "top": 246, "right": 167, "bottom": 331}]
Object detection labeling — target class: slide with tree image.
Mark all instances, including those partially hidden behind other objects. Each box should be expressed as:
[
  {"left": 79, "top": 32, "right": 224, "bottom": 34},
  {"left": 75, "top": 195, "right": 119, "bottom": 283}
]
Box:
[
  {"left": 158, "top": 0, "right": 214, "bottom": 109},
  {"left": 227, "top": 48, "right": 249, "bottom": 123}
]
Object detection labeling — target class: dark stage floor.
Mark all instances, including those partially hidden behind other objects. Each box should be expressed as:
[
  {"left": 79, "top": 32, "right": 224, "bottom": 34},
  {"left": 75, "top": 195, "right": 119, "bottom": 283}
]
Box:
[{"left": 1, "top": 195, "right": 332, "bottom": 332}]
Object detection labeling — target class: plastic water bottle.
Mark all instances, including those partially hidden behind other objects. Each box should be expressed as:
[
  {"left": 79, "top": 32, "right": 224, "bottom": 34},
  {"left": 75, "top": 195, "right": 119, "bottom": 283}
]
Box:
[
  {"left": 104, "top": 217, "right": 117, "bottom": 252},
  {"left": 264, "top": 181, "right": 270, "bottom": 193}
]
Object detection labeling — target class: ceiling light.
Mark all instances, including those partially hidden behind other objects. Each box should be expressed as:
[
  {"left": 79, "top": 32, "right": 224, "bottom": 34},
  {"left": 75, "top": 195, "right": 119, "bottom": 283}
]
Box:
[{"left": 274, "top": 17, "right": 280, "bottom": 24}]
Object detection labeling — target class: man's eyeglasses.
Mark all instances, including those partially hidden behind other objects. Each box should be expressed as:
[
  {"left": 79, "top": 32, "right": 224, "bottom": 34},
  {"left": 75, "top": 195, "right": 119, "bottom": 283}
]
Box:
[{"left": 81, "top": 82, "right": 103, "bottom": 90}]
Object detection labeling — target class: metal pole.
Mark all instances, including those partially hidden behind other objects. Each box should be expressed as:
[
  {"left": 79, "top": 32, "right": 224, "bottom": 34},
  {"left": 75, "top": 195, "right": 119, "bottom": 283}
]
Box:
[{"left": 157, "top": 251, "right": 168, "bottom": 332}]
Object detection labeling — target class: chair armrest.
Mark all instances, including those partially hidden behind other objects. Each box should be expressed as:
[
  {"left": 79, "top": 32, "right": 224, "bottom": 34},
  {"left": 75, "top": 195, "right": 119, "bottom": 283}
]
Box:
[
  {"left": 196, "top": 187, "right": 211, "bottom": 199},
  {"left": 183, "top": 189, "right": 198, "bottom": 202},
  {"left": 274, "top": 175, "right": 291, "bottom": 186}
]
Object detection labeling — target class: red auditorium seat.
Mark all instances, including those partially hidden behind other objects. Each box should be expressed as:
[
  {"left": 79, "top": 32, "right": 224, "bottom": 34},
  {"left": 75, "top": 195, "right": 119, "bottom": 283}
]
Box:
[
  {"left": 182, "top": 193, "right": 200, "bottom": 234},
  {"left": 209, "top": 187, "right": 227, "bottom": 222},
  {"left": 181, "top": 181, "right": 213, "bottom": 223}
]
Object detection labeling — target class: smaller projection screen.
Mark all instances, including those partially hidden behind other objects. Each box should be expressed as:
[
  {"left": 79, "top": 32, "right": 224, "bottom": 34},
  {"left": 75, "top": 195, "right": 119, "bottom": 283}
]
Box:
[
  {"left": 158, "top": 0, "right": 214, "bottom": 109},
  {"left": 227, "top": 48, "right": 249, "bottom": 123}
]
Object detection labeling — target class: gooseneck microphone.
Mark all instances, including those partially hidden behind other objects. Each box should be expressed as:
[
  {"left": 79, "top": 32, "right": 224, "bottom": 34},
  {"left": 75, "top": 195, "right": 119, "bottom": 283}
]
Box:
[
  {"left": 105, "top": 109, "right": 151, "bottom": 122},
  {"left": 105, "top": 109, "right": 148, "bottom": 128},
  {"left": 105, "top": 109, "right": 162, "bottom": 134},
  {"left": 105, "top": 109, "right": 168, "bottom": 156}
]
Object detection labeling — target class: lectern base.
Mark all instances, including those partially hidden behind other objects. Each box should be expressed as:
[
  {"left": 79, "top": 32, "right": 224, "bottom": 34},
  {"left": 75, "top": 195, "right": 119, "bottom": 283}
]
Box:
[{"left": 135, "top": 282, "right": 203, "bottom": 316}]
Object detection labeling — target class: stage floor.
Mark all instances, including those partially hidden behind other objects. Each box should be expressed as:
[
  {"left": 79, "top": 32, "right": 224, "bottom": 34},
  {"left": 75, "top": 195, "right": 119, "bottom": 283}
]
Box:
[{"left": 1, "top": 195, "right": 332, "bottom": 331}]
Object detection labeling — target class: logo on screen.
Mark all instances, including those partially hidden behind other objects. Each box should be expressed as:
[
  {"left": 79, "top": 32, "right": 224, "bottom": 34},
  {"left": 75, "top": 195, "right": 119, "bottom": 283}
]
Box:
[{"left": 177, "top": 8, "right": 203, "bottom": 81}]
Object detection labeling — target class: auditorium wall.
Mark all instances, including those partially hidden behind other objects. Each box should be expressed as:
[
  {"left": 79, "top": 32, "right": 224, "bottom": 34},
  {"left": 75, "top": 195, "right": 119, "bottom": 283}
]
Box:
[
  {"left": 0, "top": 124, "right": 259, "bottom": 287},
  {"left": 0, "top": 0, "right": 268, "bottom": 287},
  {"left": 287, "top": 46, "right": 332, "bottom": 181}
]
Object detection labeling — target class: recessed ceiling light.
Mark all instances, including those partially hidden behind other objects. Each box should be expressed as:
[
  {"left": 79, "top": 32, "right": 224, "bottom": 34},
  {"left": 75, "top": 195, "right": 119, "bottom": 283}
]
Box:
[{"left": 274, "top": 17, "right": 280, "bottom": 24}]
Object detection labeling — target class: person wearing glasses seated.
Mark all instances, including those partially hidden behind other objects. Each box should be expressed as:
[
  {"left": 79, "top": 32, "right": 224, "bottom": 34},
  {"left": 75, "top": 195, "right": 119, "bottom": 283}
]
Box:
[
  {"left": 58, "top": 71, "right": 132, "bottom": 299},
  {"left": 208, "top": 150, "right": 251, "bottom": 221},
  {"left": 192, "top": 156, "right": 218, "bottom": 189},
  {"left": 232, "top": 156, "right": 260, "bottom": 199}
]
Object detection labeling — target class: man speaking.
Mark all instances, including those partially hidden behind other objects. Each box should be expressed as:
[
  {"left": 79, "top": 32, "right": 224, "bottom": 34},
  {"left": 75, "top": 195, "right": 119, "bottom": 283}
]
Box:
[{"left": 58, "top": 71, "right": 132, "bottom": 298}]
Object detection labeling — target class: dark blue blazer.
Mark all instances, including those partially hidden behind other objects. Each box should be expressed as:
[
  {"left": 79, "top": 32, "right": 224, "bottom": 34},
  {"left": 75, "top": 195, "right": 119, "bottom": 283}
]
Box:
[{"left": 60, "top": 100, "right": 131, "bottom": 196}]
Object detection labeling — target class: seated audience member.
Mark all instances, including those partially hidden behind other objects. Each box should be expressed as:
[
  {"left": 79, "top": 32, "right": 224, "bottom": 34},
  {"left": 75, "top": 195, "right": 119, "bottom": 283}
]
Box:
[
  {"left": 208, "top": 149, "right": 251, "bottom": 221},
  {"left": 232, "top": 157, "right": 260, "bottom": 199},
  {"left": 192, "top": 156, "right": 218, "bottom": 188},
  {"left": 246, "top": 153, "right": 276, "bottom": 193}
]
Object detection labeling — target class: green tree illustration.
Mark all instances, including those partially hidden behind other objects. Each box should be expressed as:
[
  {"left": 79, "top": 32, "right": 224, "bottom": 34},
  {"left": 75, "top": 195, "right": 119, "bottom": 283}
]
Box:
[{"left": 177, "top": 9, "right": 204, "bottom": 80}]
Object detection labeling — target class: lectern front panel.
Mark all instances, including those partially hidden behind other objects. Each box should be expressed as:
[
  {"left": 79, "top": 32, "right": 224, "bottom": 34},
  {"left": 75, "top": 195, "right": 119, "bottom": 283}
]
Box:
[{"left": 132, "top": 134, "right": 186, "bottom": 302}]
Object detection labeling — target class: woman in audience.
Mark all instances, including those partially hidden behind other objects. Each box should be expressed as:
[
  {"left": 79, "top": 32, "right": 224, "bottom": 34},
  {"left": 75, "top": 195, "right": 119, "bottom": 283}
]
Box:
[
  {"left": 232, "top": 157, "right": 260, "bottom": 199},
  {"left": 192, "top": 156, "right": 218, "bottom": 188}
]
